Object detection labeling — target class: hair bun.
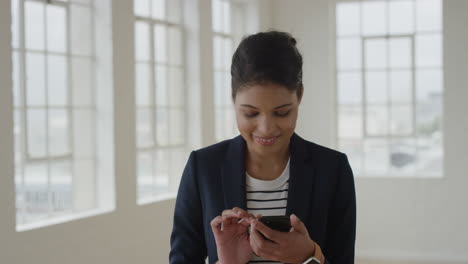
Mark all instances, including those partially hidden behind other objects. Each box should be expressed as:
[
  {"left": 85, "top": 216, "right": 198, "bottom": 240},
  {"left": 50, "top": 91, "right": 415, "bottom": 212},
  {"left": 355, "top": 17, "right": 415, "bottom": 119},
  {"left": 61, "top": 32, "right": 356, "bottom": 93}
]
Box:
[{"left": 290, "top": 37, "right": 297, "bottom": 45}]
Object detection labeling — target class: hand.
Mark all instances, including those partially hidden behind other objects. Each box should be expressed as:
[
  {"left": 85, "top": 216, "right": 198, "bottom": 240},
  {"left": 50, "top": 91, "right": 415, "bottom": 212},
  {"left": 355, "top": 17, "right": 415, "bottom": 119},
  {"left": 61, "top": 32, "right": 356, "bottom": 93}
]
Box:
[
  {"left": 249, "top": 214, "right": 316, "bottom": 264},
  {"left": 210, "top": 207, "right": 257, "bottom": 264}
]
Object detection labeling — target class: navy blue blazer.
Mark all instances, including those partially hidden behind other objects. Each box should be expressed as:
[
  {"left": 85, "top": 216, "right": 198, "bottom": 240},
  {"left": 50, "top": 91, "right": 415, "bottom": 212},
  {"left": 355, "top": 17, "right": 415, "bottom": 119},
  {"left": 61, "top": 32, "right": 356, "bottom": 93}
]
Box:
[{"left": 170, "top": 133, "right": 356, "bottom": 264}]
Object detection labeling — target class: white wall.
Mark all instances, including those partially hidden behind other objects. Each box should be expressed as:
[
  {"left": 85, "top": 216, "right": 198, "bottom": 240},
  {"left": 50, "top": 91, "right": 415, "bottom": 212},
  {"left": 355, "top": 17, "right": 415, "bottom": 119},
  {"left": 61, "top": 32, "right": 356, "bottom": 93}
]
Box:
[{"left": 271, "top": 0, "right": 468, "bottom": 263}]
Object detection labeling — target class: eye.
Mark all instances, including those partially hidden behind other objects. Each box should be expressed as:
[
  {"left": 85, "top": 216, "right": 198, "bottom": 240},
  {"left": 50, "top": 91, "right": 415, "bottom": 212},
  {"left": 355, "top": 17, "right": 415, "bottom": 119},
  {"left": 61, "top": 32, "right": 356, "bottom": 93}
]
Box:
[
  {"left": 244, "top": 112, "right": 259, "bottom": 118},
  {"left": 275, "top": 110, "right": 291, "bottom": 117}
]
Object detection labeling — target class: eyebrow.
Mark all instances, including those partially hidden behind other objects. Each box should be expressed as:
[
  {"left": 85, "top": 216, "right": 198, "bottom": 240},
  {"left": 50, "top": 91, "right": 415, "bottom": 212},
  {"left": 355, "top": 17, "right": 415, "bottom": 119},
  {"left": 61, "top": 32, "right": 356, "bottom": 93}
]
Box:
[{"left": 240, "top": 103, "right": 292, "bottom": 110}]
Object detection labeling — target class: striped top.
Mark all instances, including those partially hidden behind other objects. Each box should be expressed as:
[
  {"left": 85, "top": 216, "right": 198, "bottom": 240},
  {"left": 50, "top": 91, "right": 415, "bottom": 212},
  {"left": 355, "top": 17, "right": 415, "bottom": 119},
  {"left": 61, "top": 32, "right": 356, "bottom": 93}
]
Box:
[{"left": 246, "top": 159, "right": 290, "bottom": 264}]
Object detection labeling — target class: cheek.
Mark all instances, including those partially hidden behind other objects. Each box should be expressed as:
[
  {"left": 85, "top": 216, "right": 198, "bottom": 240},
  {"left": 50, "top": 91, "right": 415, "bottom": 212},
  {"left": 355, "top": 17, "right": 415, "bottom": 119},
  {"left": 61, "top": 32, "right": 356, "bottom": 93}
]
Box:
[{"left": 236, "top": 116, "right": 254, "bottom": 133}]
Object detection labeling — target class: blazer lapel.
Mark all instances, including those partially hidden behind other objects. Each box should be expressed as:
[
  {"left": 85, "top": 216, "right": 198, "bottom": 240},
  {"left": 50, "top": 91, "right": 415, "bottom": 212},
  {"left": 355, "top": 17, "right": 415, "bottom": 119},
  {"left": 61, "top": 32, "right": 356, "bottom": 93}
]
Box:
[
  {"left": 286, "top": 133, "right": 316, "bottom": 221},
  {"left": 221, "top": 136, "right": 247, "bottom": 210}
]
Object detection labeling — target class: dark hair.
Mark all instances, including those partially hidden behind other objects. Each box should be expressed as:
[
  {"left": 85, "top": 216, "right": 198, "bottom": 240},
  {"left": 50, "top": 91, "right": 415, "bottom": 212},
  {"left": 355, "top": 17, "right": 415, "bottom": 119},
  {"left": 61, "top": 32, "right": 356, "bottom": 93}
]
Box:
[{"left": 231, "top": 30, "right": 303, "bottom": 100}]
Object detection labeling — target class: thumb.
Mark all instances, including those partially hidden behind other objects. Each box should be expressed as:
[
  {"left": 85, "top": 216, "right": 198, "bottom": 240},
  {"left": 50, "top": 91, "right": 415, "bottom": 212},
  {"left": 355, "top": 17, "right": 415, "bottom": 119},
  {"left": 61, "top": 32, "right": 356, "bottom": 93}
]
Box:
[{"left": 290, "top": 214, "right": 308, "bottom": 234}]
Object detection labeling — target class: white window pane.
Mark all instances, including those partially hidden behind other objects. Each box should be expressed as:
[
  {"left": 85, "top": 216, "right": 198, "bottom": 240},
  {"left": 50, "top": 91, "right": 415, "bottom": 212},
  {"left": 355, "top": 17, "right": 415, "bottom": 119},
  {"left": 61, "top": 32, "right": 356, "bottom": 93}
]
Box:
[
  {"left": 72, "top": 57, "right": 93, "bottom": 106},
  {"left": 46, "top": 5, "right": 67, "bottom": 53},
  {"left": 364, "top": 139, "right": 390, "bottom": 174},
  {"left": 168, "top": 27, "right": 183, "bottom": 66},
  {"left": 416, "top": 135, "right": 443, "bottom": 175},
  {"left": 212, "top": 0, "right": 222, "bottom": 32},
  {"left": 48, "top": 55, "right": 68, "bottom": 106},
  {"left": 25, "top": 1, "right": 45, "bottom": 50},
  {"left": 27, "top": 109, "right": 47, "bottom": 158},
  {"left": 365, "top": 71, "right": 387, "bottom": 104},
  {"left": 337, "top": 38, "right": 362, "bottom": 70},
  {"left": 71, "top": 5, "right": 92, "bottom": 55},
  {"left": 169, "top": 148, "right": 185, "bottom": 190},
  {"left": 223, "top": 72, "right": 232, "bottom": 106},
  {"left": 156, "top": 108, "right": 168, "bottom": 145},
  {"left": 48, "top": 109, "right": 70, "bottom": 156},
  {"left": 73, "top": 109, "right": 94, "bottom": 159},
  {"left": 24, "top": 163, "right": 48, "bottom": 219},
  {"left": 365, "top": 39, "right": 387, "bottom": 69},
  {"left": 155, "top": 65, "right": 167, "bottom": 106},
  {"left": 137, "top": 108, "right": 154, "bottom": 148},
  {"left": 136, "top": 63, "right": 151, "bottom": 106},
  {"left": 339, "top": 106, "right": 363, "bottom": 138},
  {"left": 416, "top": 0, "right": 442, "bottom": 32},
  {"left": 13, "top": 51, "right": 21, "bottom": 107},
  {"left": 389, "top": 0, "right": 414, "bottom": 34},
  {"left": 24, "top": 162, "right": 47, "bottom": 185},
  {"left": 154, "top": 24, "right": 167, "bottom": 63},
  {"left": 167, "top": 0, "right": 182, "bottom": 24},
  {"left": 213, "top": 36, "right": 224, "bottom": 70},
  {"left": 416, "top": 100, "right": 442, "bottom": 137},
  {"left": 50, "top": 159, "right": 72, "bottom": 186},
  {"left": 138, "top": 151, "right": 154, "bottom": 197},
  {"left": 26, "top": 53, "right": 46, "bottom": 106},
  {"left": 214, "top": 71, "right": 224, "bottom": 107},
  {"left": 366, "top": 106, "right": 389, "bottom": 136},
  {"left": 11, "top": 0, "right": 20, "bottom": 49},
  {"left": 221, "top": 0, "right": 231, "bottom": 34},
  {"left": 338, "top": 72, "right": 362, "bottom": 104},
  {"left": 390, "top": 70, "right": 412, "bottom": 103},
  {"left": 50, "top": 160, "right": 72, "bottom": 214},
  {"left": 224, "top": 38, "right": 233, "bottom": 70},
  {"left": 390, "top": 138, "right": 417, "bottom": 174},
  {"left": 134, "top": 0, "right": 150, "bottom": 17},
  {"left": 336, "top": 2, "right": 360, "bottom": 36},
  {"left": 389, "top": 38, "right": 412, "bottom": 69},
  {"left": 72, "top": 0, "right": 91, "bottom": 4},
  {"left": 215, "top": 107, "right": 224, "bottom": 140},
  {"left": 151, "top": 0, "right": 165, "bottom": 20},
  {"left": 169, "top": 67, "right": 184, "bottom": 106},
  {"left": 362, "top": 1, "right": 387, "bottom": 36},
  {"left": 155, "top": 149, "right": 169, "bottom": 190},
  {"left": 135, "top": 22, "right": 151, "bottom": 61},
  {"left": 169, "top": 109, "right": 185, "bottom": 145},
  {"left": 416, "top": 69, "right": 443, "bottom": 102},
  {"left": 416, "top": 34, "right": 442, "bottom": 67},
  {"left": 339, "top": 139, "right": 363, "bottom": 174},
  {"left": 390, "top": 105, "right": 413, "bottom": 135}
]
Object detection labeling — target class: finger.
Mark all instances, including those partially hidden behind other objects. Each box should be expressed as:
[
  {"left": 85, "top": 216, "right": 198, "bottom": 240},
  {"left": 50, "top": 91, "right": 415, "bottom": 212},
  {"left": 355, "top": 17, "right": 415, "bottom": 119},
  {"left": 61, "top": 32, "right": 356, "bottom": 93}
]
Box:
[
  {"left": 255, "top": 214, "right": 263, "bottom": 219},
  {"left": 249, "top": 225, "right": 279, "bottom": 258},
  {"left": 290, "top": 214, "right": 308, "bottom": 235},
  {"left": 222, "top": 207, "right": 250, "bottom": 219},
  {"left": 210, "top": 216, "right": 223, "bottom": 236},
  {"left": 251, "top": 219, "right": 283, "bottom": 242},
  {"left": 220, "top": 215, "right": 232, "bottom": 231}
]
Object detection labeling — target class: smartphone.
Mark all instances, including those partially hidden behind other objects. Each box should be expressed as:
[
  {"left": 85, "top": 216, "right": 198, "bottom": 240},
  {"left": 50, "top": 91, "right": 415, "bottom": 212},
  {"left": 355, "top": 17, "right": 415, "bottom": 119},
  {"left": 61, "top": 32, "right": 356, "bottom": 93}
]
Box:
[{"left": 258, "top": 215, "right": 291, "bottom": 232}]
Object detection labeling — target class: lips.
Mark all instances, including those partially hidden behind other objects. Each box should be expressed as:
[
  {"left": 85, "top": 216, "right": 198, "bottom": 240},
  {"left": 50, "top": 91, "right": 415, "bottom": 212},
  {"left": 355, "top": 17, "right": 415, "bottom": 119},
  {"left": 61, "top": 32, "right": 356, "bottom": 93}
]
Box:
[{"left": 253, "top": 135, "right": 278, "bottom": 146}]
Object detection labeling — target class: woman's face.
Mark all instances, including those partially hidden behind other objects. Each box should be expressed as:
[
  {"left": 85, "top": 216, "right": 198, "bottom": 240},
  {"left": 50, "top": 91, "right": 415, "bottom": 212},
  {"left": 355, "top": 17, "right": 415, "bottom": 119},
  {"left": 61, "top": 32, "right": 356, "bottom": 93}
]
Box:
[{"left": 234, "top": 83, "right": 301, "bottom": 156}]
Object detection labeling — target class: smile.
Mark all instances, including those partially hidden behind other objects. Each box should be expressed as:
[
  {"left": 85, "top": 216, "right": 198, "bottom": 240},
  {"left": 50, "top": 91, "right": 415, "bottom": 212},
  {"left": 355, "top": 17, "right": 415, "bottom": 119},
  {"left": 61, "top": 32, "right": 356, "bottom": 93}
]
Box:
[{"left": 253, "top": 135, "right": 278, "bottom": 146}]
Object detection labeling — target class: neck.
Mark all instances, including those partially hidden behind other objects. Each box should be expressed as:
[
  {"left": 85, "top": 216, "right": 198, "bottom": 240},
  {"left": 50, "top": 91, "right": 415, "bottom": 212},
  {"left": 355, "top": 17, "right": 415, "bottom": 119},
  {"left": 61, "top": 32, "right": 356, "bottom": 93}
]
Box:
[{"left": 246, "top": 142, "right": 290, "bottom": 177}]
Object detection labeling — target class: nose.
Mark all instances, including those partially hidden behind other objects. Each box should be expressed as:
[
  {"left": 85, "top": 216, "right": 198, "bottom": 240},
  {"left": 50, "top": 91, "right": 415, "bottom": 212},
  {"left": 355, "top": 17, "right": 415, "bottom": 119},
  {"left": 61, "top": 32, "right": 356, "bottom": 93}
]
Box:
[{"left": 257, "top": 115, "right": 276, "bottom": 136}]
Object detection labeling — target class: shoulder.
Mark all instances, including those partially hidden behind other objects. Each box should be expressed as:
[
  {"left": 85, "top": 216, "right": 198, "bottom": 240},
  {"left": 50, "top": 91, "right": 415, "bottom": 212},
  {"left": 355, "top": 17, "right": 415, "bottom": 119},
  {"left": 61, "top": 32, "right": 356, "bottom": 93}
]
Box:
[
  {"left": 190, "top": 135, "right": 242, "bottom": 164},
  {"left": 293, "top": 134, "right": 347, "bottom": 163}
]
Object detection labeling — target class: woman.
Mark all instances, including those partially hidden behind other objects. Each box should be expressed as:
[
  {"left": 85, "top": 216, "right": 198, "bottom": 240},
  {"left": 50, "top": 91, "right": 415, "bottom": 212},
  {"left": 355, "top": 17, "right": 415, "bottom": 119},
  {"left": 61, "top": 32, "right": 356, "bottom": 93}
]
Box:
[{"left": 170, "top": 31, "right": 356, "bottom": 264}]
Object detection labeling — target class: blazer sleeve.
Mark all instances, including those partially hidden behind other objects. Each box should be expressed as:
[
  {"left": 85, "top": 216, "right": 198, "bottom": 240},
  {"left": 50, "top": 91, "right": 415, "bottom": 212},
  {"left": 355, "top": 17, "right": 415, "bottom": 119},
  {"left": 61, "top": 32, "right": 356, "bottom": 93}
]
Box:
[
  {"left": 324, "top": 154, "right": 357, "bottom": 264},
  {"left": 169, "top": 151, "right": 207, "bottom": 264}
]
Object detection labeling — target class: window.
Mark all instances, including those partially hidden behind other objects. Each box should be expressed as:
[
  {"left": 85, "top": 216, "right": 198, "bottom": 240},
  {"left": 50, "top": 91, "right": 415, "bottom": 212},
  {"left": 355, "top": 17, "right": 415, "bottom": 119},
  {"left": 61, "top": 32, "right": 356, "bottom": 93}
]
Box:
[
  {"left": 11, "top": 0, "right": 114, "bottom": 228},
  {"left": 335, "top": 0, "right": 444, "bottom": 177},
  {"left": 134, "top": 0, "right": 187, "bottom": 202},
  {"left": 212, "top": 0, "right": 246, "bottom": 142}
]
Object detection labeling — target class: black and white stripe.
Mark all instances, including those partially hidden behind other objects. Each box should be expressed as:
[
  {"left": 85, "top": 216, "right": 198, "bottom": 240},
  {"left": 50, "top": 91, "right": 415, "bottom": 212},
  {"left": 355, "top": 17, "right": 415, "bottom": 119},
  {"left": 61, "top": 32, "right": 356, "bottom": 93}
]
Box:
[{"left": 246, "top": 159, "right": 290, "bottom": 264}]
